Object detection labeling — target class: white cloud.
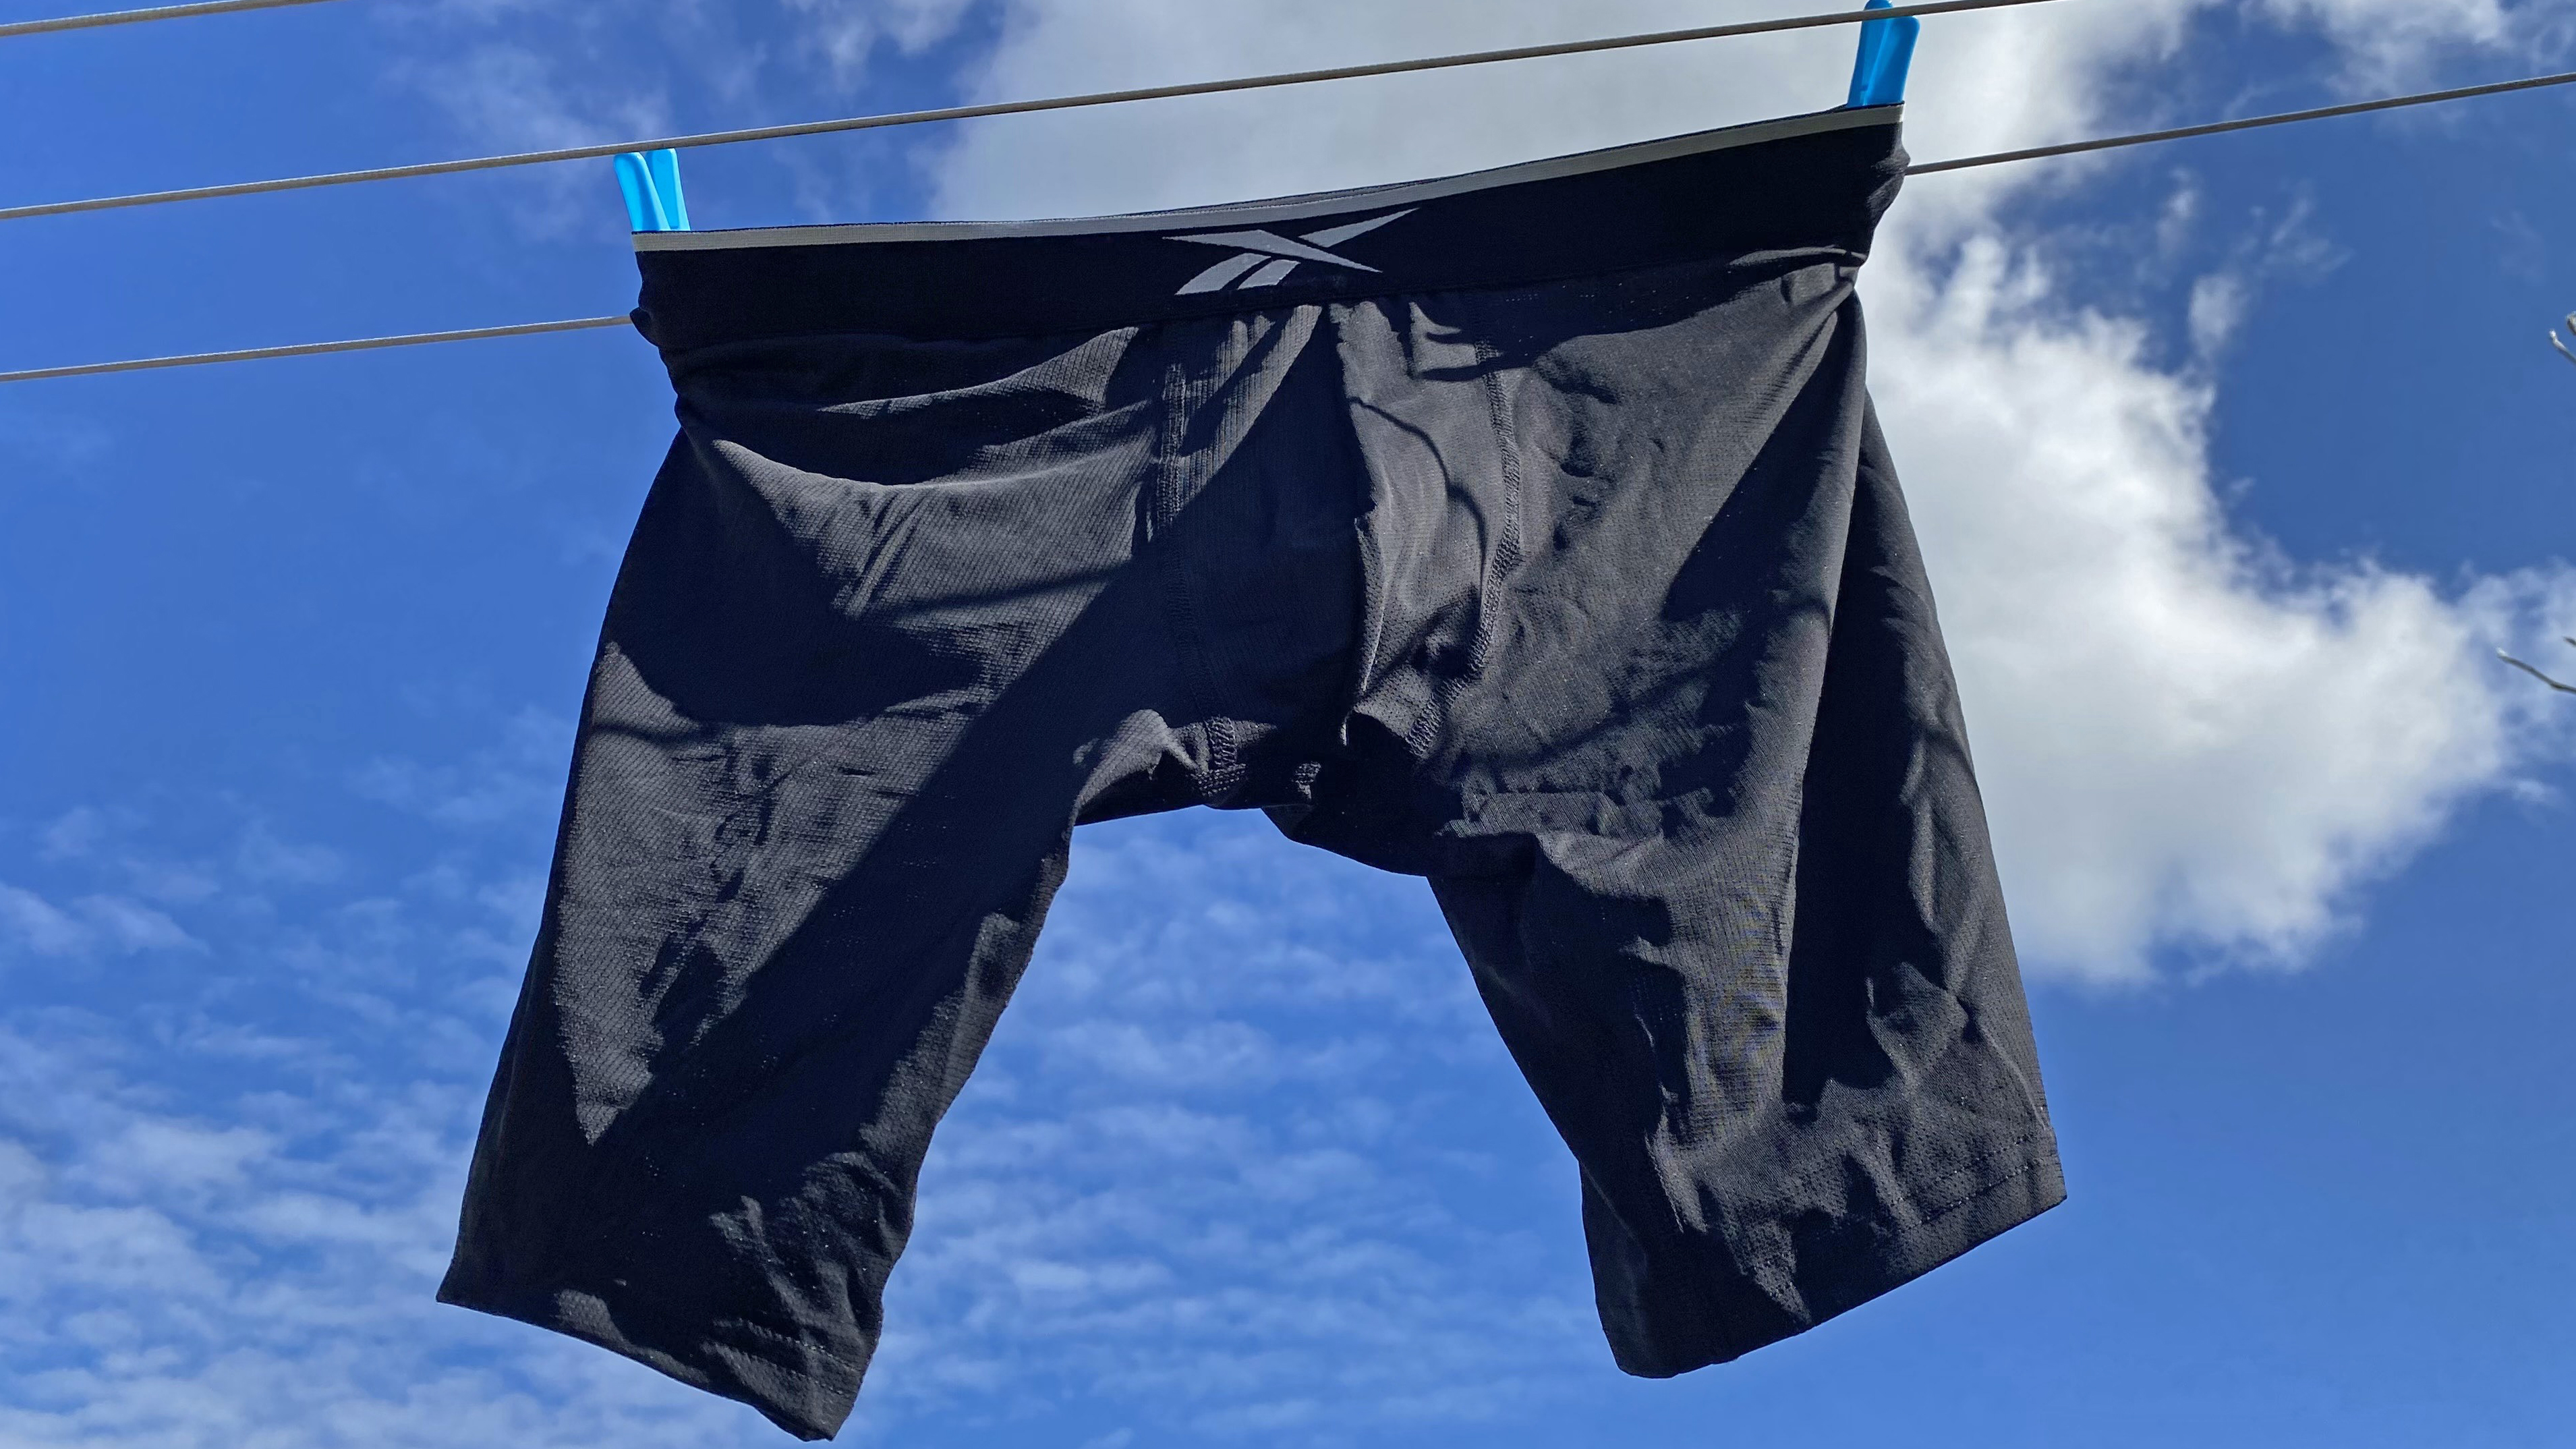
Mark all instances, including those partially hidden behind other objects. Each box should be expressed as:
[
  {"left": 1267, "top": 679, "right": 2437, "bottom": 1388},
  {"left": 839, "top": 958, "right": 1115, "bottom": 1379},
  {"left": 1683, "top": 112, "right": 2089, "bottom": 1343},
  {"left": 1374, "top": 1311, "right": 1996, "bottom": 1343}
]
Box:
[
  {"left": 0, "top": 960, "right": 765, "bottom": 1449},
  {"left": 1, "top": 884, "right": 92, "bottom": 957},
  {"left": 71, "top": 894, "right": 203, "bottom": 955},
  {"left": 404, "top": 42, "right": 668, "bottom": 153},
  {"left": 39, "top": 809, "right": 111, "bottom": 862},
  {"left": 69, "top": 1120, "right": 277, "bottom": 1198},
  {"left": 352, "top": 708, "right": 571, "bottom": 830},
  {"left": 389, "top": 42, "right": 672, "bottom": 239},
  {"left": 2256, "top": 0, "right": 2525, "bottom": 84},
  {"left": 914, "top": 0, "right": 2576, "bottom": 982},
  {"left": 1864, "top": 236, "right": 2547, "bottom": 974},
  {"left": 0, "top": 884, "right": 202, "bottom": 960},
  {"left": 783, "top": 0, "right": 978, "bottom": 82},
  {"left": 236, "top": 824, "right": 347, "bottom": 888}
]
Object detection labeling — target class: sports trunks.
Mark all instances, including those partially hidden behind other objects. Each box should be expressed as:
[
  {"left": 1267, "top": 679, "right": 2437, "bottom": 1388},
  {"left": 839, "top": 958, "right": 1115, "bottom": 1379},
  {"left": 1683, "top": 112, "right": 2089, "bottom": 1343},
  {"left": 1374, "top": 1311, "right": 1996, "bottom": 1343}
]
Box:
[{"left": 439, "top": 103, "right": 2065, "bottom": 1441}]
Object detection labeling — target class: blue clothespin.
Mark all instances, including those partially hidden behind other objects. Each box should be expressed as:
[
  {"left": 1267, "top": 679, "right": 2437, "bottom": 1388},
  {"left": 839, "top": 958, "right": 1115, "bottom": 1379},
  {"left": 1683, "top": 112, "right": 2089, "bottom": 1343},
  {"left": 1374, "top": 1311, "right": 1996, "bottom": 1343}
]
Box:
[
  {"left": 614, "top": 148, "right": 691, "bottom": 233},
  {"left": 1845, "top": 0, "right": 1920, "bottom": 108}
]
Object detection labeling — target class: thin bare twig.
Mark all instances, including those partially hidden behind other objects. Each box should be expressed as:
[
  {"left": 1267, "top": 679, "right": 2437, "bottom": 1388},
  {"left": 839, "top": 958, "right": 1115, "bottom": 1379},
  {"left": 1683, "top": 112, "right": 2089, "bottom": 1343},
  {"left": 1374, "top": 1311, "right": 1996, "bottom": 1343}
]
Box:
[{"left": 2497, "top": 640, "right": 2576, "bottom": 693}]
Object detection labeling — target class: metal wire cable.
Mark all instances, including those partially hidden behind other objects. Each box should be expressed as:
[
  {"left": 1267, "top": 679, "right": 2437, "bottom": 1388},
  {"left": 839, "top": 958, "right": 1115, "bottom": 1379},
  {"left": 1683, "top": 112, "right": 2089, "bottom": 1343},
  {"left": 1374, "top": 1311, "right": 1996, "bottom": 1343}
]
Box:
[
  {"left": 0, "top": 0, "right": 2067, "bottom": 224},
  {"left": 1908, "top": 65, "right": 2576, "bottom": 173},
  {"left": 12, "top": 56, "right": 2576, "bottom": 384},
  {"left": 0, "top": 0, "right": 339, "bottom": 41},
  {"left": 0, "top": 316, "right": 627, "bottom": 383}
]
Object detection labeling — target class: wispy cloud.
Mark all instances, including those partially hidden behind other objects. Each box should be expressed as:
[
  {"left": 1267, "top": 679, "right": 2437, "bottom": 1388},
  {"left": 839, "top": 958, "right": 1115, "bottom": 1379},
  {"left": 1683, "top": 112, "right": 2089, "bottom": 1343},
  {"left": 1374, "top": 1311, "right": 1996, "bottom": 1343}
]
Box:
[
  {"left": 235, "top": 824, "right": 347, "bottom": 888},
  {"left": 0, "top": 755, "right": 775, "bottom": 1448},
  {"left": 386, "top": 38, "right": 673, "bottom": 239},
  {"left": 0, "top": 886, "right": 91, "bottom": 957},
  {"left": 353, "top": 708, "right": 571, "bottom": 830},
  {"left": 2255, "top": 0, "right": 2534, "bottom": 86},
  {"left": 0, "top": 884, "right": 201, "bottom": 959},
  {"left": 782, "top": 0, "right": 979, "bottom": 84}
]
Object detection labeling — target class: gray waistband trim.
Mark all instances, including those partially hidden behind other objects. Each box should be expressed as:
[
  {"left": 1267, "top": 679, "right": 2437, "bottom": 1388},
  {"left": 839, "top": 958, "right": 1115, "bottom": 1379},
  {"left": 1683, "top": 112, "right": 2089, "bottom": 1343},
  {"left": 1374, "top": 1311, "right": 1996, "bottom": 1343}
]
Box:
[{"left": 635, "top": 105, "right": 1899, "bottom": 253}]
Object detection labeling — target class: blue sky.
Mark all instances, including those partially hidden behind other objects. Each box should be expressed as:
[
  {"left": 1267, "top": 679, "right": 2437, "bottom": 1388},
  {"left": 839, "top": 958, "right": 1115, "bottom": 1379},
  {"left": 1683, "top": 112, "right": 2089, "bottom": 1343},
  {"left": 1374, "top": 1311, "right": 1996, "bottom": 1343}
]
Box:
[{"left": 3, "top": 1, "right": 2574, "bottom": 1445}]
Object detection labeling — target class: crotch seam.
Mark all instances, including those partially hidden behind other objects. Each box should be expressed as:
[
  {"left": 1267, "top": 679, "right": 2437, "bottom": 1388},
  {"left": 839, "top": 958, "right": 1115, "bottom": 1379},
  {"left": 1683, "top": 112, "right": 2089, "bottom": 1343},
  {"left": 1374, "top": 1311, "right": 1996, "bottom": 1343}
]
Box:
[
  {"left": 1147, "top": 355, "right": 1244, "bottom": 797},
  {"left": 1472, "top": 344, "right": 1528, "bottom": 678}
]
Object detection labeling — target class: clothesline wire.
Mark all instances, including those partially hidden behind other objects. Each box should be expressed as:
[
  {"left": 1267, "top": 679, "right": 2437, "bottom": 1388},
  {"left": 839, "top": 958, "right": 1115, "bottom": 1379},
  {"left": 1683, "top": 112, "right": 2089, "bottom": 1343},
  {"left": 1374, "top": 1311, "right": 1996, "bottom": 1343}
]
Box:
[
  {"left": 0, "top": 0, "right": 2067, "bottom": 224},
  {"left": 0, "top": 316, "right": 629, "bottom": 384},
  {"left": 1907, "top": 64, "right": 2576, "bottom": 173},
  {"left": 9, "top": 61, "right": 2576, "bottom": 385},
  {"left": 0, "top": 0, "right": 339, "bottom": 42}
]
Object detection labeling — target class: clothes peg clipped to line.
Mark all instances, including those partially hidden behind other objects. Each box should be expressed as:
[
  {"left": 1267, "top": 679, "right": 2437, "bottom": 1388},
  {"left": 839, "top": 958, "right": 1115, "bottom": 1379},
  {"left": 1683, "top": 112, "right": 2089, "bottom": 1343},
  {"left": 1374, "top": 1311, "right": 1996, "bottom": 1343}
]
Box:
[
  {"left": 614, "top": 148, "right": 691, "bottom": 233},
  {"left": 1845, "top": 0, "right": 1921, "bottom": 108}
]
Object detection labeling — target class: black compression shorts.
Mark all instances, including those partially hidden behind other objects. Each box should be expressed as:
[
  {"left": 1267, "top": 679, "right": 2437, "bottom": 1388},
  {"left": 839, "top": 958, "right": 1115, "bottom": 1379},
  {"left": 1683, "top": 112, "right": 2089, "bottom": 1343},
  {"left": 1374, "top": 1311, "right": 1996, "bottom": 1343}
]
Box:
[{"left": 440, "top": 104, "right": 2065, "bottom": 1441}]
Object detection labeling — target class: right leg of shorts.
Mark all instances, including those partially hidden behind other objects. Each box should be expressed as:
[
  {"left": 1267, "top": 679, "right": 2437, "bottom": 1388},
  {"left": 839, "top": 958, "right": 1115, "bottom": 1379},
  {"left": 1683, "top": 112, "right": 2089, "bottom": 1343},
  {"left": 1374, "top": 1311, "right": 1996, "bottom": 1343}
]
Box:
[
  {"left": 1280, "top": 262, "right": 2062, "bottom": 1382},
  {"left": 438, "top": 309, "right": 1363, "bottom": 1441}
]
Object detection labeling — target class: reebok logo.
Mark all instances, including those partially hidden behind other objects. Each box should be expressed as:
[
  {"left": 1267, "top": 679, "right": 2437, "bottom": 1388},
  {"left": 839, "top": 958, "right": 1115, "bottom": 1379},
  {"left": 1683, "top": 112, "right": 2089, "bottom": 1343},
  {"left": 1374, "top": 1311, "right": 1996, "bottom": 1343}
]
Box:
[{"left": 1169, "top": 210, "right": 1415, "bottom": 295}]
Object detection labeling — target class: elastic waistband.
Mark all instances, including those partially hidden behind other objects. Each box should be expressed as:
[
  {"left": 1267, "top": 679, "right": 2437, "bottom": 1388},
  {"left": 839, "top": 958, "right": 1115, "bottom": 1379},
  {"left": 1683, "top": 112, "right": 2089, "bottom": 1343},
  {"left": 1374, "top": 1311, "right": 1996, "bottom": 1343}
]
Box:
[{"left": 634, "top": 106, "right": 1906, "bottom": 349}]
